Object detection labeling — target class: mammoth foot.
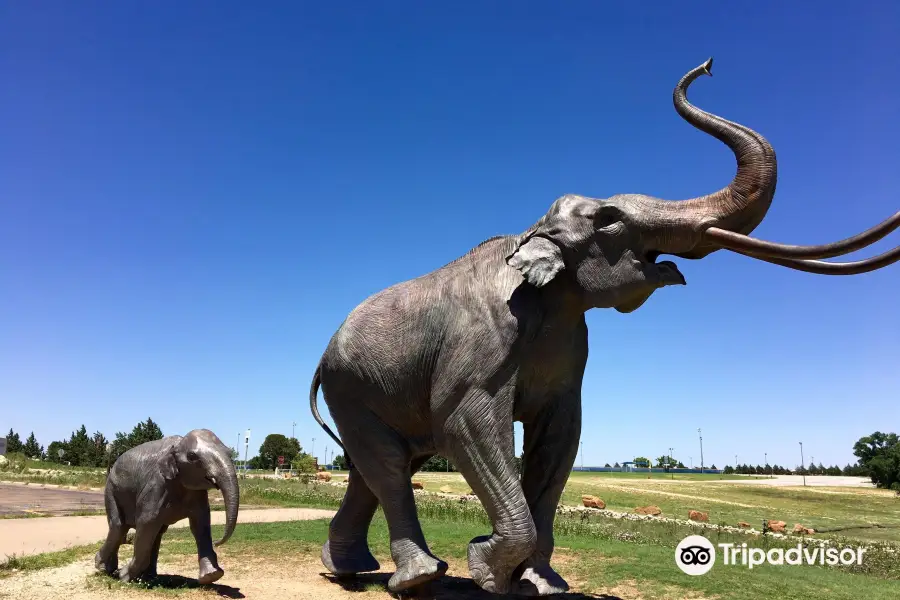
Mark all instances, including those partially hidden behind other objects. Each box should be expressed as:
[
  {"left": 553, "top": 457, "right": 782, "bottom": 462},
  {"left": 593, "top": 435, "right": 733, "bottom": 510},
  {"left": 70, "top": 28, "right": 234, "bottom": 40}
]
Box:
[
  {"left": 387, "top": 540, "right": 448, "bottom": 592},
  {"left": 467, "top": 535, "right": 534, "bottom": 595},
  {"left": 198, "top": 556, "right": 224, "bottom": 585},
  {"left": 321, "top": 539, "right": 380, "bottom": 575},
  {"left": 516, "top": 563, "right": 570, "bottom": 596},
  {"left": 118, "top": 562, "right": 155, "bottom": 584},
  {"left": 94, "top": 551, "right": 117, "bottom": 575}
]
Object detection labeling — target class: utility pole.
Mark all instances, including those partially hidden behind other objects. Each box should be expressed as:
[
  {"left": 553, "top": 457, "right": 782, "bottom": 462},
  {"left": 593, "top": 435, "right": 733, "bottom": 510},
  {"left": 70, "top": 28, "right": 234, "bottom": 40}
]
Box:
[
  {"left": 799, "top": 441, "right": 806, "bottom": 486},
  {"left": 698, "top": 428, "right": 704, "bottom": 474}
]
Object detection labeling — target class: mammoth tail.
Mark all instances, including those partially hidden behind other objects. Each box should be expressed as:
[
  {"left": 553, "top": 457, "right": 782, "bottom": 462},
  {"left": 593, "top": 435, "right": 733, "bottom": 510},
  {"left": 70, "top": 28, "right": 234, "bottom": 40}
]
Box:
[{"left": 309, "top": 361, "right": 353, "bottom": 469}]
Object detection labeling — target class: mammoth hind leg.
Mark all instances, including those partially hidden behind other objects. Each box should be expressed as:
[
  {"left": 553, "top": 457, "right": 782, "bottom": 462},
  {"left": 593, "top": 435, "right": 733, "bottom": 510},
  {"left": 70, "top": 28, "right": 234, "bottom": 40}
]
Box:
[
  {"left": 331, "top": 414, "right": 447, "bottom": 593},
  {"left": 322, "top": 466, "right": 381, "bottom": 576}
]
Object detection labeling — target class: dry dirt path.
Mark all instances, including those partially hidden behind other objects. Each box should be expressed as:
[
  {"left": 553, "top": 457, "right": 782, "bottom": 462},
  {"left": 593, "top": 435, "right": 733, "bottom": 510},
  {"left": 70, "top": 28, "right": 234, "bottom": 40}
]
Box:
[
  {"left": 0, "top": 508, "right": 336, "bottom": 560},
  {"left": 0, "top": 553, "right": 615, "bottom": 600}
]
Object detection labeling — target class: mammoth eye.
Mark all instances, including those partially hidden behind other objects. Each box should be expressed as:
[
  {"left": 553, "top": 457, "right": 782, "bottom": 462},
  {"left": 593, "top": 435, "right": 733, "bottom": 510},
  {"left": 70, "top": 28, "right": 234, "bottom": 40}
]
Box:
[
  {"left": 595, "top": 206, "right": 623, "bottom": 229},
  {"left": 187, "top": 451, "right": 199, "bottom": 462}
]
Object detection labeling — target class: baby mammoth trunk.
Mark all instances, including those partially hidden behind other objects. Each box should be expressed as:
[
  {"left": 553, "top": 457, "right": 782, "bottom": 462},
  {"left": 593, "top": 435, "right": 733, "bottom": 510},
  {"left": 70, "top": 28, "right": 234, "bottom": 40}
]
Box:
[{"left": 211, "top": 452, "right": 240, "bottom": 546}]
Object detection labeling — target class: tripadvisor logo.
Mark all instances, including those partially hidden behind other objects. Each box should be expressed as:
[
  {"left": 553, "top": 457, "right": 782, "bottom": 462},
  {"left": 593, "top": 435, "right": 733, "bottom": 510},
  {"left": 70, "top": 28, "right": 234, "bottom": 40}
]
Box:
[
  {"left": 676, "top": 535, "right": 716, "bottom": 575},
  {"left": 676, "top": 535, "right": 867, "bottom": 575}
]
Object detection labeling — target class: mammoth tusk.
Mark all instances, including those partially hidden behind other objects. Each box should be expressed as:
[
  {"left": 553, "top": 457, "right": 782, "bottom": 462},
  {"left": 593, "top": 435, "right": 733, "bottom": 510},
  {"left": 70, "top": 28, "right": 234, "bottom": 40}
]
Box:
[
  {"left": 727, "top": 244, "right": 900, "bottom": 275},
  {"left": 701, "top": 211, "right": 900, "bottom": 259}
]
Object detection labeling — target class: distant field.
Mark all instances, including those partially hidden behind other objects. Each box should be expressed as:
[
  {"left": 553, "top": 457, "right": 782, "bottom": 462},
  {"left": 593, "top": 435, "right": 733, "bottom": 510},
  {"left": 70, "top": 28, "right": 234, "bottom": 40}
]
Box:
[
  {"left": 238, "top": 470, "right": 900, "bottom": 544},
  {"left": 3, "top": 463, "right": 896, "bottom": 543}
]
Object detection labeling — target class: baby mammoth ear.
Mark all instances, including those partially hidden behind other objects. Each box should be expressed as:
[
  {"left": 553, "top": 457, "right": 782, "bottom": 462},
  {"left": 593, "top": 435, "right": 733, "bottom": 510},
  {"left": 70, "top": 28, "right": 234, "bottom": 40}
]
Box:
[
  {"left": 158, "top": 445, "right": 179, "bottom": 481},
  {"left": 507, "top": 235, "right": 565, "bottom": 288}
]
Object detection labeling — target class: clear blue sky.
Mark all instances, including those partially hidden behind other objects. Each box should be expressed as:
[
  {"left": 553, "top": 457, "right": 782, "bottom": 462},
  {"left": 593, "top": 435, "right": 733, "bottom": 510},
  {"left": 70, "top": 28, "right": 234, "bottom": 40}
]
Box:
[{"left": 2, "top": 2, "right": 898, "bottom": 470}]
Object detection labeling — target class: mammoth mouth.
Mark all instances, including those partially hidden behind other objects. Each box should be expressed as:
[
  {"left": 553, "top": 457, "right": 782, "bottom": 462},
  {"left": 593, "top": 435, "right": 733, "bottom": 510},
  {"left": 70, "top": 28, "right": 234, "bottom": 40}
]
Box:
[
  {"left": 645, "top": 251, "right": 686, "bottom": 286},
  {"left": 205, "top": 476, "right": 220, "bottom": 490}
]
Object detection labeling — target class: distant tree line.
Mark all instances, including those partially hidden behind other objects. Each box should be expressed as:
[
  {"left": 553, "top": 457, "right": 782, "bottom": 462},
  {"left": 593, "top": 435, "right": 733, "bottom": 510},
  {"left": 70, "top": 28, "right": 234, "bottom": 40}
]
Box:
[
  {"left": 4, "top": 418, "right": 165, "bottom": 468},
  {"left": 722, "top": 463, "right": 863, "bottom": 476}
]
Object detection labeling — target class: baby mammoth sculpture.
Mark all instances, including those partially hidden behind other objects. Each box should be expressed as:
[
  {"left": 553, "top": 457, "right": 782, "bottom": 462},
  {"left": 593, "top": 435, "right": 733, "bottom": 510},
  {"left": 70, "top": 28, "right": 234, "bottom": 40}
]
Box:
[
  {"left": 309, "top": 58, "right": 900, "bottom": 595},
  {"left": 95, "top": 429, "right": 240, "bottom": 584}
]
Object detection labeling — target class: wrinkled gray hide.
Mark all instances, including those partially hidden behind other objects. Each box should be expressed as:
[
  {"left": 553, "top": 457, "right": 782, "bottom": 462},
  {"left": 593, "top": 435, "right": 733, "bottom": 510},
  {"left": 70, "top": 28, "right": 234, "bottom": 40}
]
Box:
[{"left": 94, "top": 429, "right": 239, "bottom": 584}]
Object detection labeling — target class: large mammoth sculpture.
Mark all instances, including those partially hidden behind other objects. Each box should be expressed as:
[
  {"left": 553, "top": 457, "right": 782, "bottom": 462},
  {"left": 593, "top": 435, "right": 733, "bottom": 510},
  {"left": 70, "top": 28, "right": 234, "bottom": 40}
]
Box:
[{"left": 309, "top": 58, "right": 899, "bottom": 596}]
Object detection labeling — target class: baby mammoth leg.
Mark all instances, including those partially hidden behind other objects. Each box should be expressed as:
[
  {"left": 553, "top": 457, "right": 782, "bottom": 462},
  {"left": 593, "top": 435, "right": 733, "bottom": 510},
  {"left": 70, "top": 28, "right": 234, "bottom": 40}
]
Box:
[
  {"left": 190, "top": 496, "right": 224, "bottom": 584},
  {"left": 120, "top": 522, "right": 163, "bottom": 583},
  {"left": 95, "top": 487, "right": 128, "bottom": 575}
]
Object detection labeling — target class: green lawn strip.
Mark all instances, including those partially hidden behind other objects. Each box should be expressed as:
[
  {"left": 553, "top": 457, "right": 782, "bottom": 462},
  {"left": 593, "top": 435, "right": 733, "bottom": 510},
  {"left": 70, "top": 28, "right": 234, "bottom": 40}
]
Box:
[
  {"left": 155, "top": 517, "right": 899, "bottom": 600},
  {"left": 5, "top": 510, "right": 897, "bottom": 599},
  {"left": 0, "top": 544, "right": 98, "bottom": 577}
]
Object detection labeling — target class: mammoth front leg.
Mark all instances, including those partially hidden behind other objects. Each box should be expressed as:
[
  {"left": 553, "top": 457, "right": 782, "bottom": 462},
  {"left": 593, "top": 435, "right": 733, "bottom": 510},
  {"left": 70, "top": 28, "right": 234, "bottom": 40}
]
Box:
[
  {"left": 516, "top": 391, "right": 581, "bottom": 596},
  {"left": 445, "top": 387, "right": 536, "bottom": 595},
  {"left": 190, "top": 495, "right": 225, "bottom": 584}
]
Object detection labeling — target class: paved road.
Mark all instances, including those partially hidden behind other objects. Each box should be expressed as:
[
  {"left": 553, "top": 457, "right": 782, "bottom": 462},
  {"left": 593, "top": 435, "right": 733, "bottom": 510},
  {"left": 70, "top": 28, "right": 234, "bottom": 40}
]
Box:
[
  {"left": 0, "top": 483, "right": 105, "bottom": 516},
  {"left": 0, "top": 507, "right": 336, "bottom": 559}
]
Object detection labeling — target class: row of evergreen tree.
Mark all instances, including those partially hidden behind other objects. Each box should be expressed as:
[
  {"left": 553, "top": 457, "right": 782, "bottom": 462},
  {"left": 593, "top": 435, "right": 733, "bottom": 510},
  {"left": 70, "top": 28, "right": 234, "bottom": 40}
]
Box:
[
  {"left": 4, "top": 418, "right": 165, "bottom": 468},
  {"left": 722, "top": 463, "right": 868, "bottom": 476}
]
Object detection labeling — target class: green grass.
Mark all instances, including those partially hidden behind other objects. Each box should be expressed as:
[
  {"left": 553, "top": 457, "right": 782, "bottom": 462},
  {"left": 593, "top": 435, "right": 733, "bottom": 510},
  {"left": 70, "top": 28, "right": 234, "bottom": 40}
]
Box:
[
  {"left": 152, "top": 517, "right": 897, "bottom": 599},
  {"left": 242, "top": 473, "right": 900, "bottom": 544},
  {"left": 4, "top": 489, "right": 898, "bottom": 598},
  {"left": 0, "top": 544, "right": 97, "bottom": 577}
]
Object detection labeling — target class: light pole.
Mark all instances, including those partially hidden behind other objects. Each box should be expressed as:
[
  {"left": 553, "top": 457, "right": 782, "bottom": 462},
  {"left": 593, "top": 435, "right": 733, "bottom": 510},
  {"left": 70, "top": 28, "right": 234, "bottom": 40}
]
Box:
[
  {"left": 292, "top": 421, "right": 296, "bottom": 440},
  {"left": 799, "top": 441, "right": 806, "bottom": 486},
  {"left": 735, "top": 454, "right": 738, "bottom": 471},
  {"left": 669, "top": 447, "right": 674, "bottom": 479},
  {"left": 698, "top": 428, "right": 704, "bottom": 474},
  {"left": 689, "top": 456, "right": 693, "bottom": 469},
  {"left": 580, "top": 442, "right": 584, "bottom": 470},
  {"left": 237, "top": 433, "right": 241, "bottom": 469},
  {"left": 244, "top": 429, "right": 251, "bottom": 470},
  {"left": 765, "top": 452, "right": 769, "bottom": 477}
]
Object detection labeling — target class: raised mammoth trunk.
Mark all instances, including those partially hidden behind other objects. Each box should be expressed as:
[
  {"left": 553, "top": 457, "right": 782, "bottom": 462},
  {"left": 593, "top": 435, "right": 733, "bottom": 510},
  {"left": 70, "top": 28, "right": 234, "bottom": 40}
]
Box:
[{"left": 649, "top": 58, "right": 778, "bottom": 259}]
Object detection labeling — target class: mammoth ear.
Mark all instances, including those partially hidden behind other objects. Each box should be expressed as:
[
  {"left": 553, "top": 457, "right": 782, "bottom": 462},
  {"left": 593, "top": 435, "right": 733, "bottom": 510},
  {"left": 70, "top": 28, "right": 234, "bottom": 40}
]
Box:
[
  {"left": 507, "top": 235, "right": 565, "bottom": 288},
  {"left": 158, "top": 444, "right": 179, "bottom": 481}
]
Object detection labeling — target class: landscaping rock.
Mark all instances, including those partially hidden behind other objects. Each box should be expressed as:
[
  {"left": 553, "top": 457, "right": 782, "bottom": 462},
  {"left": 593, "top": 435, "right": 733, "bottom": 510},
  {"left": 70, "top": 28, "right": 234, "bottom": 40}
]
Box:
[
  {"left": 315, "top": 471, "right": 332, "bottom": 482},
  {"left": 634, "top": 505, "right": 661, "bottom": 516},
  {"left": 412, "top": 480, "right": 424, "bottom": 490},
  {"left": 688, "top": 510, "right": 709, "bottom": 522},
  {"left": 581, "top": 495, "right": 606, "bottom": 509},
  {"left": 738, "top": 521, "right": 751, "bottom": 528},
  {"left": 766, "top": 520, "right": 787, "bottom": 533},
  {"left": 793, "top": 523, "right": 815, "bottom": 535},
  {"left": 440, "top": 486, "right": 452, "bottom": 493}
]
